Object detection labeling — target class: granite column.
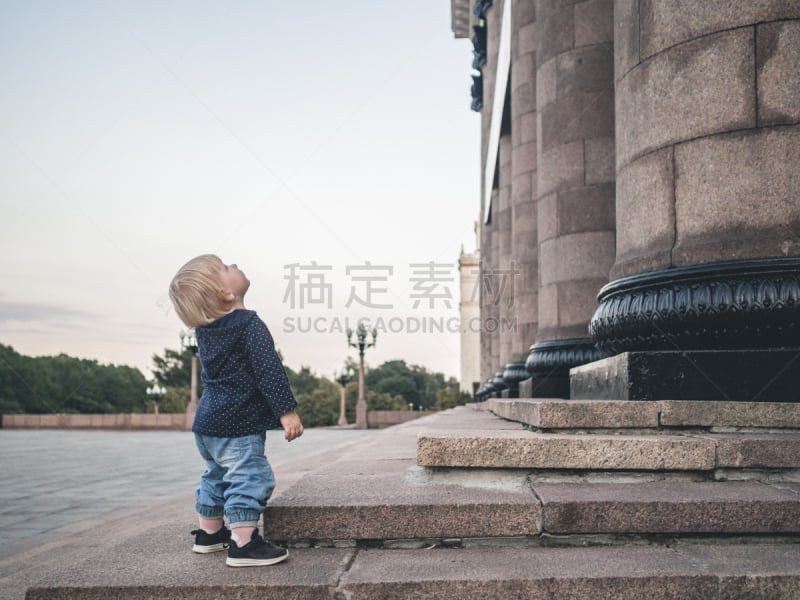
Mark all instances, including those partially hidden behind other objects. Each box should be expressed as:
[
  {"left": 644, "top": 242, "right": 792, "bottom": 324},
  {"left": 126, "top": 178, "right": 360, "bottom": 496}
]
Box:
[
  {"left": 582, "top": 2, "right": 800, "bottom": 402},
  {"left": 527, "top": 0, "right": 616, "bottom": 397}
]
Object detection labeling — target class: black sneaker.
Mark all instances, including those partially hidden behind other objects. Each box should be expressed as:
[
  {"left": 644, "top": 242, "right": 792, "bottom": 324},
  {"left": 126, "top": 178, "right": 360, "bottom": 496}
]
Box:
[
  {"left": 190, "top": 525, "right": 231, "bottom": 553},
  {"left": 226, "top": 529, "right": 289, "bottom": 567}
]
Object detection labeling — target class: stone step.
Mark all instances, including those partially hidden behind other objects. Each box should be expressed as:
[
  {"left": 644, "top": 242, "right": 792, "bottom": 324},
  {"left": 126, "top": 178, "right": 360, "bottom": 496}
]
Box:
[
  {"left": 24, "top": 543, "right": 800, "bottom": 599},
  {"left": 264, "top": 458, "right": 541, "bottom": 542},
  {"left": 536, "top": 480, "right": 800, "bottom": 535},
  {"left": 263, "top": 457, "right": 800, "bottom": 543},
  {"left": 486, "top": 398, "right": 800, "bottom": 430},
  {"left": 416, "top": 428, "right": 800, "bottom": 471},
  {"left": 340, "top": 544, "right": 800, "bottom": 599},
  {"left": 488, "top": 398, "right": 661, "bottom": 429},
  {"left": 264, "top": 460, "right": 541, "bottom": 541},
  {"left": 661, "top": 400, "right": 800, "bottom": 428}
]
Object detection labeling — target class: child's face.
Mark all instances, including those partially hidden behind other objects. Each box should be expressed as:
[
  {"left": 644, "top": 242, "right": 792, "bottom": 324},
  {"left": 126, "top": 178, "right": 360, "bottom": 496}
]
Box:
[{"left": 218, "top": 261, "right": 250, "bottom": 300}]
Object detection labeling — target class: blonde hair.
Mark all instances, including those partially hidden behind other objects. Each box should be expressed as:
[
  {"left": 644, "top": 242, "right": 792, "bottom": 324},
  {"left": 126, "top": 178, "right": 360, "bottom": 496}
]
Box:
[{"left": 169, "top": 254, "right": 234, "bottom": 328}]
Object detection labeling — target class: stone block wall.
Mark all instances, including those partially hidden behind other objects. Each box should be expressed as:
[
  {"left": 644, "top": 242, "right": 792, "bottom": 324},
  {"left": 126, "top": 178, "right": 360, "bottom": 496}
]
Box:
[{"left": 612, "top": 1, "right": 800, "bottom": 278}]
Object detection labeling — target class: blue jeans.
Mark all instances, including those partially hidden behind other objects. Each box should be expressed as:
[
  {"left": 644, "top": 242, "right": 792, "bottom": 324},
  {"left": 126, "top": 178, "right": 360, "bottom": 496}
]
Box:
[{"left": 194, "top": 433, "right": 275, "bottom": 528}]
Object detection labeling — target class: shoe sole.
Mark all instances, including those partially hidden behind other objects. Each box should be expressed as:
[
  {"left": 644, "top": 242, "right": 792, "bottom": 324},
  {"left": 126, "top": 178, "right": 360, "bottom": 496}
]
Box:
[
  {"left": 192, "top": 543, "right": 229, "bottom": 553},
  {"left": 226, "top": 551, "right": 289, "bottom": 567}
]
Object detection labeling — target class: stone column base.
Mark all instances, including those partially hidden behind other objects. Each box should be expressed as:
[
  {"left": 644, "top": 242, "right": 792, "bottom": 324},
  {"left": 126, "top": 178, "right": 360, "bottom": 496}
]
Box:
[{"left": 571, "top": 349, "right": 800, "bottom": 402}]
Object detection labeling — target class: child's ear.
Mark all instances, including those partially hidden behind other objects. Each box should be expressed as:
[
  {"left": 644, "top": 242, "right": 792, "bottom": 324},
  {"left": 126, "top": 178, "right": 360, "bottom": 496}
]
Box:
[{"left": 218, "top": 288, "right": 235, "bottom": 303}]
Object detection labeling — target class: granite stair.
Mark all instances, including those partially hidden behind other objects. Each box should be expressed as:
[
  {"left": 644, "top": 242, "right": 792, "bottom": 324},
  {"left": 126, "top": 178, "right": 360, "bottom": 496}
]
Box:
[
  {"left": 14, "top": 405, "right": 800, "bottom": 599},
  {"left": 261, "top": 403, "right": 800, "bottom": 546}
]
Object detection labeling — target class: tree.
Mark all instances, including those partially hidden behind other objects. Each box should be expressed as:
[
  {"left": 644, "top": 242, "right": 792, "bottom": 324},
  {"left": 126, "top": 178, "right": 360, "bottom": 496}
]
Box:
[
  {"left": 289, "top": 365, "right": 342, "bottom": 428},
  {"left": 286, "top": 365, "right": 319, "bottom": 396},
  {"left": 434, "top": 381, "right": 472, "bottom": 411},
  {"left": 364, "top": 360, "right": 448, "bottom": 410},
  {"left": 0, "top": 344, "right": 148, "bottom": 414},
  {"left": 372, "top": 375, "right": 419, "bottom": 406},
  {"left": 151, "top": 386, "right": 189, "bottom": 414},
  {"left": 151, "top": 348, "right": 202, "bottom": 395},
  {"left": 0, "top": 344, "right": 37, "bottom": 413},
  {"left": 295, "top": 388, "right": 338, "bottom": 428},
  {"left": 366, "top": 390, "right": 408, "bottom": 411}
]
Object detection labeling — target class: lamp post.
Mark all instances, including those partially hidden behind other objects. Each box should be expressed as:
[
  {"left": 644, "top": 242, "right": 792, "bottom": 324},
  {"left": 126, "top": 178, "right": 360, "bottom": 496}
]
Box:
[
  {"left": 346, "top": 322, "right": 377, "bottom": 430},
  {"left": 180, "top": 330, "right": 199, "bottom": 426},
  {"left": 334, "top": 367, "right": 355, "bottom": 426},
  {"left": 146, "top": 384, "right": 166, "bottom": 416}
]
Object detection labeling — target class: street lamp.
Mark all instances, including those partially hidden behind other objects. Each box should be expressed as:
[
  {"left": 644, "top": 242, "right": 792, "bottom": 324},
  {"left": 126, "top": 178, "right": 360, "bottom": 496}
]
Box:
[
  {"left": 346, "top": 322, "right": 377, "bottom": 430},
  {"left": 180, "top": 330, "right": 199, "bottom": 422},
  {"left": 334, "top": 367, "right": 355, "bottom": 426},
  {"left": 146, "top": 384, "right": 166, "bottom": 416}
]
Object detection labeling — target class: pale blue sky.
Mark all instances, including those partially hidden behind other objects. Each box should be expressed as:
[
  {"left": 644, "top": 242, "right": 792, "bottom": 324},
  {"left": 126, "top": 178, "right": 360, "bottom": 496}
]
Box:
[{"left": 0, "top": 1, "right": 480, "bottom": 379}]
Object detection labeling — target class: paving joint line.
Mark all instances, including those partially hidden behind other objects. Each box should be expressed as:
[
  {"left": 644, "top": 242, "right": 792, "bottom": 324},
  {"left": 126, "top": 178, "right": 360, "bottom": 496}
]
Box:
[{"left": 333, "top": 547, "right": 360, "bottom": 600}]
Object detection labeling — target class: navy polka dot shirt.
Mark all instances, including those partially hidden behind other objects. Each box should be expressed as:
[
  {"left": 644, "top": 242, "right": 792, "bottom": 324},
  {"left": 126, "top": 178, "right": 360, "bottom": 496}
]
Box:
[{"left": 192, "top": 309, "right": 298, "bottom": 437}]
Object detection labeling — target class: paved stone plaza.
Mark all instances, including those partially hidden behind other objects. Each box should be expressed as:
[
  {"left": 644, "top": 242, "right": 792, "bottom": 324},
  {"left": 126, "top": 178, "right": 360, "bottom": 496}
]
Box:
[{"left": 0, "top": 428, "right": 373, "bottom": 550}]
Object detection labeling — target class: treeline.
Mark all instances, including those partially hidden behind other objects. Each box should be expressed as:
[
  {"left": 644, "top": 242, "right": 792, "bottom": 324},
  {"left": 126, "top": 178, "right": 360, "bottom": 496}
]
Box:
[
  {"left": 0, "top": 344, "right": 148, "bottom": 414},
  {"left": 288, "top": 359, "right": 471, "bottom": 428},
  {"left": 151, "top": 351, "right": 472, "bottom": 428},
  {"left": 0, "top": 343, "right": 472, "bottom": 425}
]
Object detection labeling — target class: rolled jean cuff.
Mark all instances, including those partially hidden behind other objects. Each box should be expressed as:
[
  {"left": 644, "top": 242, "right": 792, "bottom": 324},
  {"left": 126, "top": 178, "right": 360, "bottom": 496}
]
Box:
[
  {"left": 226, "top": 509, "right": 261, "bottom": 528},
  {"left": 196, "top": 505, "right": 224, "bottom": 519},
  {"left": 228, "top": 519, "right": 259, "bottom": 529}
]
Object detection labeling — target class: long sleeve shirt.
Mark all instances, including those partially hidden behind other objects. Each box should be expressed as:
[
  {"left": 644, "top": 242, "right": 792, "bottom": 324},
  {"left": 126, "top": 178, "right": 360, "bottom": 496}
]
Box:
[{"left": 192, "top": 309, "right": 297, "bottom": 437}]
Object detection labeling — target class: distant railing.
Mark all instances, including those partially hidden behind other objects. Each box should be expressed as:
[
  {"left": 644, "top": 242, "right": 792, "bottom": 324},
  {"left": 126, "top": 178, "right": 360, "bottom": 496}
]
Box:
[
  {"left": 367, "top": 410, "right": 434, "bottom": 429},
  {"left": 1, "top": 413, "right": 189, "bottom": 430}
]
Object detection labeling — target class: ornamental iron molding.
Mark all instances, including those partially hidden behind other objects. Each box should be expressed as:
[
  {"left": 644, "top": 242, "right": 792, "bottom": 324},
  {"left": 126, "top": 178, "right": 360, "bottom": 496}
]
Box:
[
  {"left": 471, "top": 72, "right": 483, "bottom": 112},
  {"left": 473, "top": 0, "right": 494, "bottom": 18},
  {"left": 503, "top": 361, "right": 530, "bottom": 399},
  {"left": 472, "top": 24, "right": 487, "bottom": 70},
  {"left": 503, "top": 361, "right": 530, "bottom": 385},
  {"left": 491, "top": 371, "right": 508, "bottom": 397},
  {"left": 589, "top": 257, "right": 800, "bottom": 355},
  {"left": 525, "top": 337, "right": 605, "bottom": 375}
]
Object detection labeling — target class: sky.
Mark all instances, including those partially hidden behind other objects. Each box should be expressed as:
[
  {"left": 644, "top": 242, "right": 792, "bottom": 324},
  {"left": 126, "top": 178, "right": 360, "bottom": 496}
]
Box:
[{"left": 0, "top": 1, "right": 481, "bottom": 381}]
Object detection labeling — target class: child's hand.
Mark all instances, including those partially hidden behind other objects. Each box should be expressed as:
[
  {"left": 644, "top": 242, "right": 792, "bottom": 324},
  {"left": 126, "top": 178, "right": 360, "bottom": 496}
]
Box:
[{"left": 280, "top": 411, "right": 304, "bottom": 442}]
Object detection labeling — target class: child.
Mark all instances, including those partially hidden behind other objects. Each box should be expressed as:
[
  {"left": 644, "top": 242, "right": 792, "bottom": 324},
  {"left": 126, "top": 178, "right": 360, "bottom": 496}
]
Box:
[{"left": 169, "top": 254, "right": 304, "bottom": 567}]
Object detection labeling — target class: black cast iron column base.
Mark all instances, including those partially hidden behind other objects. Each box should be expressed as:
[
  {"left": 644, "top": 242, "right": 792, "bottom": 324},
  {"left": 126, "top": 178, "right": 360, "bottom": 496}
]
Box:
[
  {"left": 525, "top": 338, "right": 604, "bottom": 399},
  {"left": 502, "top": 362, "right": 530, "bottom": 399},
  {"left": 590, "top": 257, "right": 800, "bottom": 355},
  {"left": 570, "top": 349, "right": 800, "bottom": 402}
]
